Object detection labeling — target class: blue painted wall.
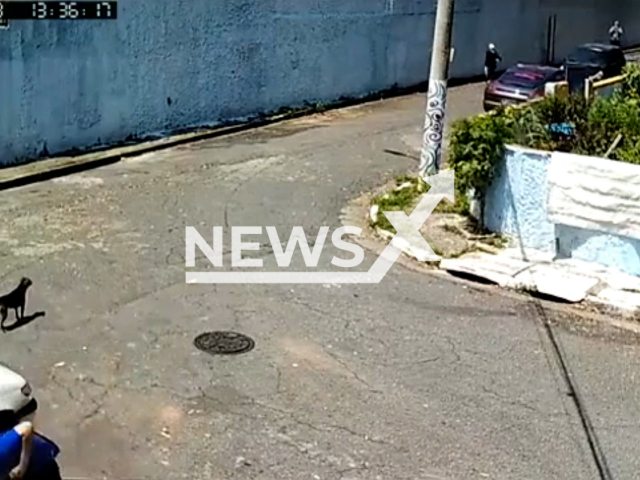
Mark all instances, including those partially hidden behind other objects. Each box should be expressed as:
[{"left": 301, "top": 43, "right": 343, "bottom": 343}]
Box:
[
  {"left": 484, "top": 146, "right": 556, "bottom": 253},
  {"left": 556, "top": 224, "right": 640, "bottom": 277},
  {"left": 485, "top": 146, "right": 640, "bottom": 278},
  {"left": 0, "top": 0, "right": 637, "bottom": 165}
]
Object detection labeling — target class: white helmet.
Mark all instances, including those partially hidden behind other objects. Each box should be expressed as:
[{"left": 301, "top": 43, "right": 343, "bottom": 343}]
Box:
[{"left": 489, "top": 43, "right": 496, "bottom": 50}]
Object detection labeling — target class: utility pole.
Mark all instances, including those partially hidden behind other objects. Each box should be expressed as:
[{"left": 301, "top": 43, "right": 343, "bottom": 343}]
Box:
[{"left": 419, "top": 0, "right": 455, "bottom": 177}]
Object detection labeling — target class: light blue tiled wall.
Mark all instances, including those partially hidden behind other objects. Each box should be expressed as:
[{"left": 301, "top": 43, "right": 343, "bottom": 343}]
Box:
[
  {"left": 484, "top": 145, "right": 640, "bottom": 277},
  {"left": 484, "top": 146, "right": 555, "bottom": 253},
  {"left": 556, "top": 225, "right": 640, "bottom": 277}
]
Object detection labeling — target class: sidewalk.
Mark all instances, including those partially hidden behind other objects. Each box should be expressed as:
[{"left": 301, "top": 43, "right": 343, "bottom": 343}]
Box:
[
  {"left": 0, "top": 84, "right": 636, "bottom": 480},
  {"left": 441, "top": 249, "right": 640, "bottom": 313}
]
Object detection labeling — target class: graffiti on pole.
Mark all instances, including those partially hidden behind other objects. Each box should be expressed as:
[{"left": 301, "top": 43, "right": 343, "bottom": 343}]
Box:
[{"left": 419, "top": 79, "right": 447, "bottom": 176}]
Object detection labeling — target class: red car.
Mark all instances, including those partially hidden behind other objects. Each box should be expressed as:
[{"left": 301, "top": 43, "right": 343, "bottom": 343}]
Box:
[{"left": 483, "top": 64, "right": 565, "bottom": 111}]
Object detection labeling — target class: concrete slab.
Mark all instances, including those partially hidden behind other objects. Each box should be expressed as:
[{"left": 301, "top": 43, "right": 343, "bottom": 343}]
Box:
[
  {"left": 589, "top": 288, "right": 640, "bottom": 312},
  {"left": 557, "top": 258, "right": 640, "bottom": 294},
  {"left": 442, "top": 241, "right": 640, "bottom": 311},
  {"left": 513, "top": 265, "right": 600, "bottom": 303},
  {"left": 440, "top": 253, "right": 530, "bottom": 287}
]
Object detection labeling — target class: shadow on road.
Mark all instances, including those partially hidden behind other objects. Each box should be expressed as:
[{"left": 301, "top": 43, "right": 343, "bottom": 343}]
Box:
[
  {"left": 2, "top": 312, "right": 46, "bottom": 332},
  {"left": 384, "top": 149, "right": 420, "bottom": 161}
]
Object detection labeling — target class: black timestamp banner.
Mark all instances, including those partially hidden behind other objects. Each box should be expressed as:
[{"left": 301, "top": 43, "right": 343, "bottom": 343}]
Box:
[{"left": 0, "top": 2, "right": 117, "bottom": 20}]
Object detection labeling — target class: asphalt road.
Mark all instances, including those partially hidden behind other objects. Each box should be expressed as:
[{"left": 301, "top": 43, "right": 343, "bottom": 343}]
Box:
[{"left": 0, "top": 83, "right": 638, "bottom": 480}]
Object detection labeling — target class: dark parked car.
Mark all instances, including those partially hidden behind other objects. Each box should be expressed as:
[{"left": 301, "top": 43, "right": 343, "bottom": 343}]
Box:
[
  {"left": 564, "top": 43, "right": 626, "bottom": 93},
  {"left": 483, "top": 64, "right": 564, "bottom": 111}
]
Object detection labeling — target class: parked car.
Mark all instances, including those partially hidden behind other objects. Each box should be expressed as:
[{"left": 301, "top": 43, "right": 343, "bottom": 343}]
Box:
[
  {"left": 564, "top": 43, "right": 626, "bottom": 93},
  {"left": 0, "top": 363, "right": 37, "bottom": 422},
  {"left": 483, "top": 64, "right": 564, "bottom": 111}
]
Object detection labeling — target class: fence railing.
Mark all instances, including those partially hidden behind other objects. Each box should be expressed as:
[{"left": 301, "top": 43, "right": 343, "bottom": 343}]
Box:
[{"left": 588, "top": 74, "right": 627, "bottom": 100}]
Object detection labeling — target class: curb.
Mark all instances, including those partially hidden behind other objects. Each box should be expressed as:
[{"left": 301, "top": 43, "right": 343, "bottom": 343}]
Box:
[
  {"left": 0, "top": 78, "right": 447, "bottom": 191},
  {"left": 0, "top": 117, "right": 295, "bottom": 191},
  {"left": 344, "top": 190, "right": 640, "bottom": 336}
]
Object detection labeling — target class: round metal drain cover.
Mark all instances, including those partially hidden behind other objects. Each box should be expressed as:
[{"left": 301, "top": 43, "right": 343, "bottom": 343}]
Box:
[{"left": 194, "top": 331, "right": 255, "bottom": 355}]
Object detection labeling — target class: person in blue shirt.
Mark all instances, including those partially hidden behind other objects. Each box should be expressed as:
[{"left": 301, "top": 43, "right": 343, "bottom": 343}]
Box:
[{"left": 0, "top": 420, "right": 33, "bottom": 479}]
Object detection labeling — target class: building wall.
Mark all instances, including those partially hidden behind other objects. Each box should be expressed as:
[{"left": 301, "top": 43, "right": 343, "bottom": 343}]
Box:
[
  {"left": 484, "top": 146, "right": 640, "bottom": 278},
  {"left": 484, "top": 146, "right": 556, "bottom": 253},
  {"left": 541, "top": 0, "right": 632, "bottom": 64},
  {"left": 0, "top": 0, "right": 637, "bottom": 165}
]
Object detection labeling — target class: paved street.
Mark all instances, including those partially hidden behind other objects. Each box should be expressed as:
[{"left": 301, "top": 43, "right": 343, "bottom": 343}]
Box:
[{"left": 0, "top": 83, "right": 638, "bottom": 480}]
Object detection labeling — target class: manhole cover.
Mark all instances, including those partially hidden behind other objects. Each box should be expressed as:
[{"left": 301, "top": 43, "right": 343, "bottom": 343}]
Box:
[{"left": 194, "top": 331, "right": 255, "bottom": 355}]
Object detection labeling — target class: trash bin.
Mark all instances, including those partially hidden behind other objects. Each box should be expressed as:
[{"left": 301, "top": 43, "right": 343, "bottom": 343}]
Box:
[{"left": 566, "top": 64, "right": 599, "bottom": 94}]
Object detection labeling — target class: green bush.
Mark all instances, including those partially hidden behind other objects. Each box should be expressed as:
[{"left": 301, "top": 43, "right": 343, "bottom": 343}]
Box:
[
  {"left": 449, "top": 113, "right": 513, "bottom": 204},
  {"left": 448, "top": 70, "right": 640, "bottom": 207},
  {"left": 616, "top": 63, "right": 640, "bottom": 101},
  {"left": 582, "top": 96, "right": 638, "bottom": 158}
]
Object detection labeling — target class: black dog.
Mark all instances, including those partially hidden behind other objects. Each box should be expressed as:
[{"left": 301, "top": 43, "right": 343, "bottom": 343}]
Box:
[{"left": 0, "top": 278, "right": 33, "bottom": 332}]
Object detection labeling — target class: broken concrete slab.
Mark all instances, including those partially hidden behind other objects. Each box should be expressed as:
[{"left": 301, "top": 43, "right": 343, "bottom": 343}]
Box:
[
  {"left": 555, "top": 257, "right": 640, "bottom": 294},
  {"left": 369, "top": 205, "right": 379, "bottom": 224},
  {"left": 370, "top": 187, "right": 640, "bottom": 312},
  {"left": 513, "top": 264, "right": 600, "bottom": 303},
  {"left": 440, "top": 252, "right": 603, "bottom": 304},
  {"left": 589, "top": 288, "right": 640, "bottom": 312},
  {"left": 440, "top": 253, "right": 530, "bottom": 287}
]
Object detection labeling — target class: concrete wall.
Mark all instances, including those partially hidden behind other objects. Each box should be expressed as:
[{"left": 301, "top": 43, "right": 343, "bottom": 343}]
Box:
[
  {"left": 542, "top": 0, "right": 640, "bottom": 63},
  {"left": 0, "top": 0, "right": 638, "bottom": 165},
  {"left": 485, "top": 146, "right": 640, "bottom": 278},
  {"left": 484, "top": 146, "right": 556, "bottom": 253}
]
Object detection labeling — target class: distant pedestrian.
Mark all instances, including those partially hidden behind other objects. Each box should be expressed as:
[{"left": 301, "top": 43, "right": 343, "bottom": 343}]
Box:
[
  {"left": 484, "top": 43, "right": 502, "bottom": 81},
  {"left": 609, "top": 20, "right": 623, "bottom": 47}
]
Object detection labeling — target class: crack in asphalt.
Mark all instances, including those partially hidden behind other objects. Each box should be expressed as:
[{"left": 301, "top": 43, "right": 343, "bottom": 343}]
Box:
[
  {"left": 336, "top": 464, "right": 369, "bottom": 480},
  {"left": 282, "top": 295, "right": 445, "bottom": 369},
  {"left": 177, "top": 383, "right": 405, "bottom": 452},
  {"left": 272, "top": 363, "right": 283, "bottom": 396},
  {"left": 253, "top": 401, "right": 401, "bottom": 450},
  {"left": 443, "top": 336, "right": 462, "bottom": 363},
  {"left": 479, "top": 384, "right": 565, "bottom": 418},
  {"left": 323, "top": 349, "right": 383, "bottom": 394},
  {"left": 47, "top": 358, "right": 407, "bottom": 479},
  {"left": 48, "top": 368, "right": 108, "bottom": 428}
]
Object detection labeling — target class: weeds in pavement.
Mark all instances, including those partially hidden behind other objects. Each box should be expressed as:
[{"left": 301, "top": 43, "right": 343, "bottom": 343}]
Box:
[
  {"left": 371, "top": 176, "right": 429, "bottom": 233},
  {"left": 371, "top": 175, "right": 469, "bottom": 231},
  {"left": 369, "top": 174, "right": 506, "bottom": 261}
]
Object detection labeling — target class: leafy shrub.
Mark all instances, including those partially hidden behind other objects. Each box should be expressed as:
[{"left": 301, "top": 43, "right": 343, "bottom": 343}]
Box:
[
  {"left": 448, "top": 110, "right": 514, "bottom": 224},
  {"left": 581, "top": 96, "right": 640, "bottom": 158},
  {"left": 505, "top": 103, "right": 554, "bottom": 149},
  {"left": 616, "top": 63, "right": 640, "bottom": 101},
  {"left": 448, "top": 70, "right": 640, "bottom": 208}
]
